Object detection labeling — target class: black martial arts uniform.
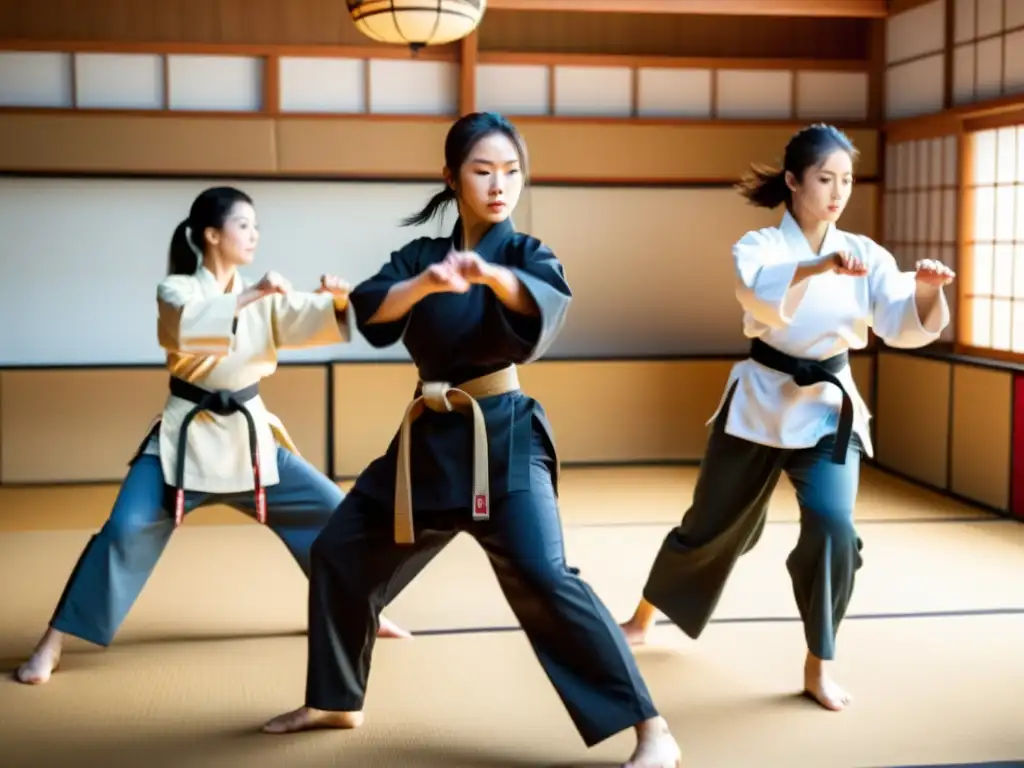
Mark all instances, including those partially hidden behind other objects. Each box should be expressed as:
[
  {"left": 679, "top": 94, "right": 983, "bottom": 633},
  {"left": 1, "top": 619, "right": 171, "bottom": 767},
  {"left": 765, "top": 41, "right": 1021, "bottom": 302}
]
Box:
[{"left": 302, "top": 218, "right": 659, "bottom": 747}]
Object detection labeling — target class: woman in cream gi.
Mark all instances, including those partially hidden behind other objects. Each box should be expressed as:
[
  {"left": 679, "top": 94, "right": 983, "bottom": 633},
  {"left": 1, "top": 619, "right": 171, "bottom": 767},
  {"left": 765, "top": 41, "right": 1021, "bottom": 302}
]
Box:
[
  {"left": 619, "top": 124, "right": 955, "bottom": 712},
  {"left": 17, "top": 185, "right": 408, "bottom": 685}
]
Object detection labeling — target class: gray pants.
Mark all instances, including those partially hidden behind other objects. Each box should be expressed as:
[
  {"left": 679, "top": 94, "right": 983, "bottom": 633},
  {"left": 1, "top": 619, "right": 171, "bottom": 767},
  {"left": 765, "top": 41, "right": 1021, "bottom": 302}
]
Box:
[
  {"left": 304, "top": 455, "right": 659, "bottom": 748},
  {"left": 49, "top": 447, "right": 341, "bottom": 647},
  {"left": 643, "top": 392, "right": 864, "bottom": 661}
]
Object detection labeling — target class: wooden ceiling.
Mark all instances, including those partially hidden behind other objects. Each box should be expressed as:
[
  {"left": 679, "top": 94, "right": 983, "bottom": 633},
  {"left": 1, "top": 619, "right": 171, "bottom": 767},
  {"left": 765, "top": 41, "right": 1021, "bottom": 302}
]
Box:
[{"left": 487, "top": 0, "right": 889, "bottom": 18}]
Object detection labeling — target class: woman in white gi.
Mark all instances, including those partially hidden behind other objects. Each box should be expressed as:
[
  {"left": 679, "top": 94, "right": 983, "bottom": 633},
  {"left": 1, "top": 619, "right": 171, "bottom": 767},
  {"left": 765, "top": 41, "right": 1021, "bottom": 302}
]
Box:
[
  {"left": 619, "top": 124, "right": 955, "bottom": 711},
  {"left": 17, "top": 185, "right": 409, "bottom": 685}
]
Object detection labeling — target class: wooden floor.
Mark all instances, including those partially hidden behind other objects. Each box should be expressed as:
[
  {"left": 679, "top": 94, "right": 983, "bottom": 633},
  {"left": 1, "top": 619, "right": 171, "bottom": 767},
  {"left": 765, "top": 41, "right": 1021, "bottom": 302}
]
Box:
[{"left": 1, "top": 465, "right": 1023, "bottom": 768}]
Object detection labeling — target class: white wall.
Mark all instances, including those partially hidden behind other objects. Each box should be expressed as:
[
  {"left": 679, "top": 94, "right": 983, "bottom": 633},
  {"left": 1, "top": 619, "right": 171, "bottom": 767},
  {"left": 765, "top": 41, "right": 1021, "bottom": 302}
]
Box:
[{"left": 0, "top": 176, "right": 826, "bottom": 366}]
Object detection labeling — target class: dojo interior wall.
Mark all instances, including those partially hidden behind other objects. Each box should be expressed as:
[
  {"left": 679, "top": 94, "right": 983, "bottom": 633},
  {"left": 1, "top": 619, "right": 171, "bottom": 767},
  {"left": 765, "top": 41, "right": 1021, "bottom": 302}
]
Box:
[
  {"left": 873, "top": 0, "right": 1024, "bottom": 518},
  {"left": 0, "top": 16, "right": 881, "bottom": 490},
  {"left": 2, "top": 1, "right": 1015, "bottom": 527}
]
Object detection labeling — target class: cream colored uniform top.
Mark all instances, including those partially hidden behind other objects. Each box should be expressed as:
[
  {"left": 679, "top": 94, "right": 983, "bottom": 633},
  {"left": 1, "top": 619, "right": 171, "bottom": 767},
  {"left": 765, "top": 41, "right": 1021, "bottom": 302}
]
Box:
[
  {"left": 710, "top": 210, "right": 950, "bottom": 458},
  {"left": 141, "top": 265, "right": 349, "bottom": 493}
]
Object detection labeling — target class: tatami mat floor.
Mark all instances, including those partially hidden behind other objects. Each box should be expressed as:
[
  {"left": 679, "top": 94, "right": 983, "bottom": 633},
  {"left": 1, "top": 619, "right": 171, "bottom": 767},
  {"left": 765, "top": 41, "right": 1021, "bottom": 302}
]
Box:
[{"left": 0, "top": 465, "right": 1021, "bottom": 768}]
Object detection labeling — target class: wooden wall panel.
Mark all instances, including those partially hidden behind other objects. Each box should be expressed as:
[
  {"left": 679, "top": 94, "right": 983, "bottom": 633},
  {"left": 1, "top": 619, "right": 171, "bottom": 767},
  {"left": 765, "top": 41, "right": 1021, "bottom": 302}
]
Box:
[
  {"left": 1, "top": 355, "right": 875, "bottom": 485},
  {"left": 332, "top": 362, "right": 417, "bottom": 479},
  {"left": 870, "top": 350, "right": 1020, "bottom": 516},
  {"left": 0, "top": 114, "right": 880, "bottom": 181},
  {"left": 478, "top": 11, "right": 872, "bottom": 59},
  {"left": 0, "top": 367, "right": 328, "bottom": 484},
  {"left": 874, "top": 351, "right": 952, "bottom": 488},
  {"left": 0, "top": 368, "right": 168, "bottom": 484},
  {"left": 258, "top": 366, "right": 329, "bottom": 474},
  {"left": 949, "top": 362, "right": 1012, "bottom": 510},
  {"left": 510, "top": 123, "right": 878, "bottom": 181},
  {"left": 0, "top": 113, "right": 278, "bottom": 174},
  {"left": 0, "top": 2, "right": 871, "bottom": 60},
  {"left": 516, "top": 360, "right": 734, "bottom": 463}
]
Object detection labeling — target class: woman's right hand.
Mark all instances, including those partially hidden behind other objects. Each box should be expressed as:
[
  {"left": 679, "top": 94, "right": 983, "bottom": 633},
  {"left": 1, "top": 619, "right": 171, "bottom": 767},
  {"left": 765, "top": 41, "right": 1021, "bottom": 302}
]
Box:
[
  {"left": 822, "top": 251, "right": 868, "bottom": 277},
  {"left": 253, "top": 270, "right": 292, "bottom": 296},
  {"left": 236, "top": 271, "right": 291, "bottom": 313},
  {"left": 417, "top": 261, "right": 470, "bottom": 295}
]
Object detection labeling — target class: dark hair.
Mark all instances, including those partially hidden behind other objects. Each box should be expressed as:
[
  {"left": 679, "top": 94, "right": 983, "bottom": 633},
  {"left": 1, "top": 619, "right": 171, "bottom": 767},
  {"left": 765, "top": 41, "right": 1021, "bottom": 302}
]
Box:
[
  {"left": 736, "top": 123, "right": 859, "bottom": 210},
  {"left": 168, "top": 186, "right": 254, "bottom": 275},
  {"left": 402, "top": 111, "right": 529, "bottom": 227}
]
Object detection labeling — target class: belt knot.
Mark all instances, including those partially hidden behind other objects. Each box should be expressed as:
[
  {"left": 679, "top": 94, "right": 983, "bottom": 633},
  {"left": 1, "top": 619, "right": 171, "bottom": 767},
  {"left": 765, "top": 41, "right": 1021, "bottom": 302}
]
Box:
[{"left": 420, "top": 382, "right": 454, "bottom": 413}]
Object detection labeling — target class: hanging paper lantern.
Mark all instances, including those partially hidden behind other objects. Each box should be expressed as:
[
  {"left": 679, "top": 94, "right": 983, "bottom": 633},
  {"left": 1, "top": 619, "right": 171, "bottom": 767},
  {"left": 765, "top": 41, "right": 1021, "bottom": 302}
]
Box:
[{"left": 346, "top": 1, "right": 487, "bottom": 51}]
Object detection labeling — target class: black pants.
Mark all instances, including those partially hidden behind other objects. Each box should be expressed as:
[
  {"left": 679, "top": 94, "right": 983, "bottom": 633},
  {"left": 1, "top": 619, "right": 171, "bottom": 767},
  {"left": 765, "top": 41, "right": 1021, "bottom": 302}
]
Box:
[
  {"left": 643, "top": 390, "right": 864, "bottom": 661},
  {"left": 305, "top": 456, "right": 659, "bottom": 747}
]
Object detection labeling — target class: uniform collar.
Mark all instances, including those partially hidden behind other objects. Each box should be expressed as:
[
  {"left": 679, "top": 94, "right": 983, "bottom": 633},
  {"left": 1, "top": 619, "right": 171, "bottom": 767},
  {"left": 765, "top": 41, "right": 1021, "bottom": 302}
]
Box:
[
  {"left": 779, "top": 209, "right": 844, "bottom": 259},
  {"left": 196, "top": 264, "right": 243, "bottom": 295},
  {"left": 450, "top": 217, "right": 515, "bottom": 261}
]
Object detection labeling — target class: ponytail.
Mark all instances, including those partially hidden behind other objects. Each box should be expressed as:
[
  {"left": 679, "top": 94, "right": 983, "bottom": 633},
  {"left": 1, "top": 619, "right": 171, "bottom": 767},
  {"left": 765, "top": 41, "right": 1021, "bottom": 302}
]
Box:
[
  {"left": 401, "top": 185, "right": 457, "bottom": 228},
  {"left": 167, "top": 219, "right": 199, "bottom": 275},
  {"left": 736, "top": 164, "right": 791, "bottom": 209}
]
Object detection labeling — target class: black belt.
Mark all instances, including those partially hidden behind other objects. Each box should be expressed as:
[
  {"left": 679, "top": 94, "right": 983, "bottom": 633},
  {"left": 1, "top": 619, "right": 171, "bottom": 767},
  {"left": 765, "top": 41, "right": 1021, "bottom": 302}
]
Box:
[
  {"left": 748, "top": 338, "right": 853, "bottom": 465},
  {"left": 169, "top": 376, "right": 264, "bottom": 526}
]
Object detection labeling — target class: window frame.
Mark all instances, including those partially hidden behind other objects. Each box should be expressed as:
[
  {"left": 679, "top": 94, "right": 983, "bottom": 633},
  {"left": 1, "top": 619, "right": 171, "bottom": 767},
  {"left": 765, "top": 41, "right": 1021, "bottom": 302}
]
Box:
[{"left": 956, "top": 113, "right": 1024, "bottom": 364}]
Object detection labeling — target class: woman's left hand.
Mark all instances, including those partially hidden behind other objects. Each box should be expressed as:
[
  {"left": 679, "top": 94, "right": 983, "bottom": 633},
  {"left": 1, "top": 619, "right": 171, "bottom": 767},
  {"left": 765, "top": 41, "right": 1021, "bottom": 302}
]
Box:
[
  {"left": 316, "top": 274, "right": 351, "bottom": 296},
  {"left": 444, "top": 250, "right": 495, "bottom": 285},
  {"left": 316, "top": 274, "right": 351, "bottom": 309},
  {"left": 915, "top": 259, "right": 956, "bottom": 287}
]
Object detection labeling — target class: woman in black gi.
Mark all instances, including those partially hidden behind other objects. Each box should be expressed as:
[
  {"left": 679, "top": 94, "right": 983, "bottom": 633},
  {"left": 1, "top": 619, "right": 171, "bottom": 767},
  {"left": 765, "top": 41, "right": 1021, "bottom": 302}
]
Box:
[{"left": 261, "top": 111, "right": 681, "bottom": 768}]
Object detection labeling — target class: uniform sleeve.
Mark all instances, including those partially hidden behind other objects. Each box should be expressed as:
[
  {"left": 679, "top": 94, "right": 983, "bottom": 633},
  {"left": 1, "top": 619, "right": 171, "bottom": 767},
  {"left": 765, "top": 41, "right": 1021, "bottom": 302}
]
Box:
[
  {"left": 156, "top": 275, "right": 237, "bottom": 356},
  {"left": 866, "top": 239, "right": 949, "bottom": 348},
  {"left": 270, "top": 292, "right": 351, "bottom": 349},
  {"left": 494, "top": 239, "right": 572, "bottom": 363},
  {"left": 732, "top": 229, "right": 809, "bottom": 328},
  {"left": 348, "top": 240, "right": 423, "bottom": 349}
]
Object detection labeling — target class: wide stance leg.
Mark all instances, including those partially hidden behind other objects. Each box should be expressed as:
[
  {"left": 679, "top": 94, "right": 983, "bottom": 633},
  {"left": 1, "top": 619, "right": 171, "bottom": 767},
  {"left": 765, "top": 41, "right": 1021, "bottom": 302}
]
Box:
[
  {"left": 228, "top": 447, "right": 410, "bottom": 639},
  {"left": 636, "top": 401, "right": 785, "bottom": 643},
  {"left": 17, "top": 455, "right": 183, "bottom": 684},
  {"left": 50, "top": 454, "right": 179, "bottom": 645},
  {"left": 262, "top": 490, "right": 454, "bottom": 734},
  {"left": 475, "top": 459, "right": 679, "bottom": 766},
  {"left": 783, "top": 435, "right": 863, "bottom": 711}
]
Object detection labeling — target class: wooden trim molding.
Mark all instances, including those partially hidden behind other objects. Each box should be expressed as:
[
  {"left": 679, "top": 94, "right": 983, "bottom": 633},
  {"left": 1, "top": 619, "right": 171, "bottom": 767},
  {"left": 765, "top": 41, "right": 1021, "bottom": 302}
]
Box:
[
  {"left": 477, "top": 52, "right": 869, "bottom": 72},
  {"left": 487, "top": 0, "right": 888, "bottom": 17},
  {"left": 886, "top": 94, "right": 1024, "bottom": 141},
  {"left": 0, "top": 40, "right": 458, "bottom": 61}
]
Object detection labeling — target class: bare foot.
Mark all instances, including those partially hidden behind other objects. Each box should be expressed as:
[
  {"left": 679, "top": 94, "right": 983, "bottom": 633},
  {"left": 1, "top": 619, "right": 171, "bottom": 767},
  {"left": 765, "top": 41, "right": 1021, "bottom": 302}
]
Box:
[
  {"left": 376, "top": 615, "right": 413, "bottom": 639},
  {"left": 625, "top": 717, "right": 681, "bottom": 768},
  {"left": 262, "top": 706, "right": 364, "bottom": 734},
  {"left": 620, "top": 598, "right": 657, "bottom": 647},
  {"left": 803, "top": 653, "right": 852, "bottom": 711},
  {"left": 620, "top": 618, "right": 652, "bottom": 648},
  {"left": 15, "top": 628, "right": 64, "bottom": 685}
]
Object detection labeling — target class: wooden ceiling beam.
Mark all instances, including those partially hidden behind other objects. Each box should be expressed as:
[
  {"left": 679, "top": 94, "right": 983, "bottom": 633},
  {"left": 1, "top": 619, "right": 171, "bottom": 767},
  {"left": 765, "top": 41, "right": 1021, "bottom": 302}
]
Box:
[{"left": 487, "top": 0, "right": 888, "bottom": 18}]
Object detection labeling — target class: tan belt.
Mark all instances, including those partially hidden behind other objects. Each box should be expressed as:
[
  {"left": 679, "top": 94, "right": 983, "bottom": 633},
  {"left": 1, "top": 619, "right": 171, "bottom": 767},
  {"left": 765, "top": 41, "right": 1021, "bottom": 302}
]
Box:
[{"left": 393, "top": 365, "right": 521, "bottom": 545}]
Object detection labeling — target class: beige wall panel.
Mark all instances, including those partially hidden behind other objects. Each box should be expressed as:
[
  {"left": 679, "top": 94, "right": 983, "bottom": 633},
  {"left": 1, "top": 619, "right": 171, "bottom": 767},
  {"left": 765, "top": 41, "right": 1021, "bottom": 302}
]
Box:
[
  {"left": 949, "top": 363, "right": 1012, "bottom": 511},
  {"left": 329, "top": 359, "right": 736, "bottom": 477},
  {"left": 850, "top": 353, "right": 875, "bottom": 412},
  {"left": 332, "top": 362, "right": 418, "bottom": 478},
  {"left": 850, "top": 353, "right": 876, "bottom": 446},
  {"left": 0, "top": 365, "right": 328, "bottom": 485},
  {"left": 0, "top": 115, "right": 877, "bottom": 182},
  {"left": 874, "top": 352, "right": 950, "bottom": 488},
  {"left": 258, "top": 365, "right": 329, "bottom": 474},
  {"left": 276, "top": 118, "right": 452, "bottom": 177},
  {"left": 515, "top": 123, "right": 879, "bottom": 181},
  {"left": 0, "top": 368, "right": 167, "bottom": 484},
  {"left": 518, "top": 360, "right": 735, "bottom": 463},
  {"left": 0, "top": 113, "right": 278, "bottom": 174}
]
